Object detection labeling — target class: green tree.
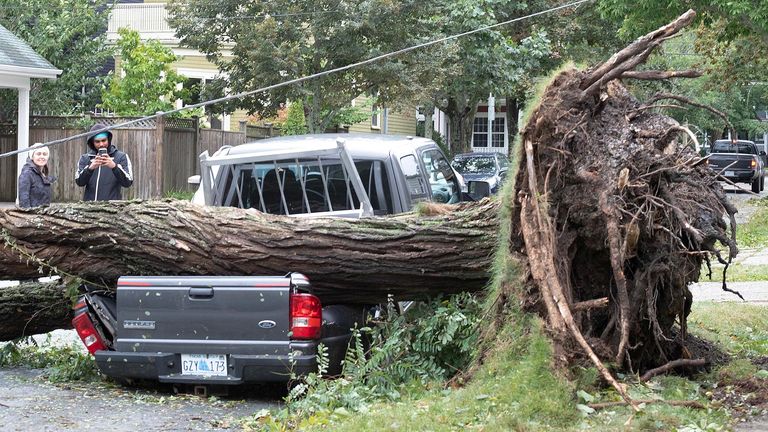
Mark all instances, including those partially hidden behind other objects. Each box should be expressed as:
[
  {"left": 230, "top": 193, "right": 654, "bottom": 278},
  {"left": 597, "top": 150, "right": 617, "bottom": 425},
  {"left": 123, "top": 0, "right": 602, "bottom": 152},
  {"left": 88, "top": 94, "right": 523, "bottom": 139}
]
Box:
[
  {"left": 281, "top": 100, "right": 308, "bottom": 136},
  {"left": 598, "top": 0, "right": 768, "bottom": 87},
  {"left": 0, "top": 0, "right": 114, "bottom": 118},
  {"left": 167, "top": 0, "right": 444, "bottom": 133},
  {"left": 432, "top": 0, "right": 553, "bottom": 155},
  {"left": 100, "top": 28, "right": 188, "bottom": 116}
]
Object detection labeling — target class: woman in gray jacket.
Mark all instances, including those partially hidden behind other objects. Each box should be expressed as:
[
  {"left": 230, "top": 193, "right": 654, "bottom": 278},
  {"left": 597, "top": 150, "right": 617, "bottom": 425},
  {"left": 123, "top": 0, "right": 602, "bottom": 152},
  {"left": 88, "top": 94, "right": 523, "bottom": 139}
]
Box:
[{"left": 18, "top": 146, "right": 56, "bottom": 208}]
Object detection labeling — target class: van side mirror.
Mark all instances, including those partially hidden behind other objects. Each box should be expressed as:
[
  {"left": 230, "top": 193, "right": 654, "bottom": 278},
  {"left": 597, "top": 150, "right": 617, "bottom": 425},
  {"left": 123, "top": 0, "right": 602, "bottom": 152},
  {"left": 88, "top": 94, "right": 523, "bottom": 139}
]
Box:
[{"left": 188, "top": 175, "right": 201, "bottom": 185}]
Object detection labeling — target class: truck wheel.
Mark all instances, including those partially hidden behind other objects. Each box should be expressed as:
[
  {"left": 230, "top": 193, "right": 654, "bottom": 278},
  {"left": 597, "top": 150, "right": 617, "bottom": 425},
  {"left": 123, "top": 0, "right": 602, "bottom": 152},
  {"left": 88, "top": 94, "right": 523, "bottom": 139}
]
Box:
[
  {"left": 752, "top": 177, "right": 760, "bottom": 193},
  {"left": 761, "top": 174, "right": 765, "bottom": 192}
]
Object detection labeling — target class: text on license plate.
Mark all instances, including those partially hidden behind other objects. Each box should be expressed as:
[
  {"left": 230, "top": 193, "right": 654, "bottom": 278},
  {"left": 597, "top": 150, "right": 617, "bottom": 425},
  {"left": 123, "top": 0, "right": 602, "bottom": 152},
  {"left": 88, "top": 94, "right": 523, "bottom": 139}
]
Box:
[
  {"left": 180, "top": 354, "right": 227, "bottom": 376},
  {"left": 725, "top": 171, "right": 735, "bottom": 177}
]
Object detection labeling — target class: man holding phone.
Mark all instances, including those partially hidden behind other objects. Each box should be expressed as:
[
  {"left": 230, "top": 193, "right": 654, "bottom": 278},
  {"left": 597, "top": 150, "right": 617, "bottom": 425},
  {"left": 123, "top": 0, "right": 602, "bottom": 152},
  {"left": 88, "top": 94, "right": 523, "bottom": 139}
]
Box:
[{"left": 75, "top": 123, "right": 134, "bottom": 201}]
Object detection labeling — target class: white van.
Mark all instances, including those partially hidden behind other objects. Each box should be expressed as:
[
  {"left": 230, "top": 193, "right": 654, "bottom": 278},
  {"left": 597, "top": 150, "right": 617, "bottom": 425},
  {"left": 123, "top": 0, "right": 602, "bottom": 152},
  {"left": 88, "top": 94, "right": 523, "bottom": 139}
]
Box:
[{"left": 190, "top": 133, "right": 467, "bottom": 217}]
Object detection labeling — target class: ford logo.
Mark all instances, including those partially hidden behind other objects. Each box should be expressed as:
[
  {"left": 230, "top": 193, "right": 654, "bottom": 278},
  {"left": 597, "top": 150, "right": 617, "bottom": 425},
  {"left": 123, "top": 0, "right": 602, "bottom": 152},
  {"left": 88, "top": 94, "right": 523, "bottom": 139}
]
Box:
[{"left": 258, "top": 320, "right": 276, "bottom": 329}]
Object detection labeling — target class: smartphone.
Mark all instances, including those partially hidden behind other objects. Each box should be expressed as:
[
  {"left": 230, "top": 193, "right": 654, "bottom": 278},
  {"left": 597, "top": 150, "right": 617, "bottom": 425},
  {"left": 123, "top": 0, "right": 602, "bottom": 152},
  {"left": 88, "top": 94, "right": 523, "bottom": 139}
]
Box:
[{"left": 97, "top": 148, "right": 108, "bottom": 156}]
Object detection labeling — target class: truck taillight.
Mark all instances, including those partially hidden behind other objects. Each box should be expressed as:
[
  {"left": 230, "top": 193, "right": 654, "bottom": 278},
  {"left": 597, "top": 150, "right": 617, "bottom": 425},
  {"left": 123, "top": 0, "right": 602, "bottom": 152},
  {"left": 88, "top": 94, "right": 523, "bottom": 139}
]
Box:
[
  {"left": 289, "top": 293, "right": 322, "bottom": 340},
  {"left": 72, "top": 312, "right": 107, "bottom": 355}
]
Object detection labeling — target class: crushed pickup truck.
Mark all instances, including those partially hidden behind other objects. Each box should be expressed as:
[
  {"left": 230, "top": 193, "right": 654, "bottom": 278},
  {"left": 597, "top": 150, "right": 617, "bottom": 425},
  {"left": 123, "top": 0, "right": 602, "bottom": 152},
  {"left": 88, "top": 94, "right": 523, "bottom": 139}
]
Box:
[
  {"left": 707, "top": 139, "right": 766, "bottom": 193},
  {"left": 72, "top": 273, "right": 368, "bottom": 387},
  {"left": 72, "top": 133, "right": 464, "bottom": 387}
]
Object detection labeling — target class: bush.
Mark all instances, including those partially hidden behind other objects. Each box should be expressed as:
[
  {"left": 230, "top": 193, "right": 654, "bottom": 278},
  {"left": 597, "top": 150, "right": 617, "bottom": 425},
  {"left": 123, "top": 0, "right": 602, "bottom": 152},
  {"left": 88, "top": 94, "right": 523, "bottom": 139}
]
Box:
[{"left": 281, "top": 293, "right": 482, "bottom": 417}]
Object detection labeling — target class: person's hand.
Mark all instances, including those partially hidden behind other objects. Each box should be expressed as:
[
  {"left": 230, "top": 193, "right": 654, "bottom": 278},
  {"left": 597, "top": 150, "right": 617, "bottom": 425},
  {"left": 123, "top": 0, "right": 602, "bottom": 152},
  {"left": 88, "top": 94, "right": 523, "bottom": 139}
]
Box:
[
  {"left": 103, "top": 156, "right": 116, "bottom": 169},
  {"left": 88, "top": 155, "right": 113, "bottom": 170}
]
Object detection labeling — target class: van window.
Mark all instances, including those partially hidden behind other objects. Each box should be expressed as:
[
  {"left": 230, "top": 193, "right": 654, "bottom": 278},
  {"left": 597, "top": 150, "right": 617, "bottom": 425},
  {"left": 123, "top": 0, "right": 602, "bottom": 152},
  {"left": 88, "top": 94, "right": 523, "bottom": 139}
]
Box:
[{"left": 421, "top": 149, "right": 458, "bottom": 203}]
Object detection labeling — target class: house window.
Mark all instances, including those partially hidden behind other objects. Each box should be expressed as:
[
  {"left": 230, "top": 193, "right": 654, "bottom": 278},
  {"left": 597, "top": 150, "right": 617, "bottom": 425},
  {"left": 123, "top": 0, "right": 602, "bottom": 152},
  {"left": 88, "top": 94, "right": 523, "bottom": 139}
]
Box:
[
  {"left": 492, "top": 117, "right": 505, "bottom": 148},
  {"left": 472, "top": 115, "right": 506, "bottom": 149},
  {"left": 472, "top": 117, "right": 488, "bottom": 147},
  {"left": 371, "top": 105, "right": 381, "bottom": 130}
]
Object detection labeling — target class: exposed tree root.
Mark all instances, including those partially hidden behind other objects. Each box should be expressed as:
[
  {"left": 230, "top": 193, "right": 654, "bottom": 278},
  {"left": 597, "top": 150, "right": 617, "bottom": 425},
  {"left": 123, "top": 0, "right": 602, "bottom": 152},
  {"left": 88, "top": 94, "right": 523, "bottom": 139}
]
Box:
[
  {"left": 640, "top": 358, "right": 708, "bottom": 382},
  {"left": 500, "top": 9, "right": 736, "bottom": 402}
]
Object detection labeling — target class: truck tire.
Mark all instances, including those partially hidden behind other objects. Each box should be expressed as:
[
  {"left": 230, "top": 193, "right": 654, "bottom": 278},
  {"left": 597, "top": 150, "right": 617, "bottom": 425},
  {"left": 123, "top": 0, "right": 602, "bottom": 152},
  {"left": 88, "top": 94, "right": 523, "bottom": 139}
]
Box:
[
  {"left": 761, "top": 174, "right": 765, "bottom": 192},
  {"left": 752, "top": 177, "right": 760, "bottom": 193}
]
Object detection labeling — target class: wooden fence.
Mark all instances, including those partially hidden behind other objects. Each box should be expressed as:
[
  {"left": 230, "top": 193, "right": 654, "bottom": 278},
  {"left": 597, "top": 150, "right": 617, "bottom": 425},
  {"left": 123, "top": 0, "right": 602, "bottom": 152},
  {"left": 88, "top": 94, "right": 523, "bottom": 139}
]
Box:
[{"left": 0, "top": 116, "right": 247, "bottom": 202}]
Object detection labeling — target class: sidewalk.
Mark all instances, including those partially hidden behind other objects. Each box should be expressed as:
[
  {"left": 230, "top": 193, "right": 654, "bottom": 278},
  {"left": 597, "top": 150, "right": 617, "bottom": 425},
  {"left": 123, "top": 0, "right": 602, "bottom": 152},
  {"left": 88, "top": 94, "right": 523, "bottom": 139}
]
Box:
[{"left": 0, "top": 202, "right": 14, "bottom": 209}]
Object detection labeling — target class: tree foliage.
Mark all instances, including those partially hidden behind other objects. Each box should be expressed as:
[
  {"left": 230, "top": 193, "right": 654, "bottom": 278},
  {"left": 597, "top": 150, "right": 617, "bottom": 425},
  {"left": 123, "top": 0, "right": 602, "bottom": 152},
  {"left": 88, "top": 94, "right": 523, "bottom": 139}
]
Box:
[
  {"left": 598, "top": 0, "right": 768, "bottom": 86},
  {"left": 100, "top": 28, "right": 188, "bottom": 116},
  {"left": 280, "top": 100, "right": 308, "bottom": 136},
  {"left": 0, "top": 0, "right": 113, "bottom": 118},
  {"left": 627, "top": 32, "right": 768, "bottom": 140},
  {"left": 432, "top": 0, "right": 553, "bottom": 155},
  {"left": 167, "top": 0, "right": 443, "bottom": 133}
]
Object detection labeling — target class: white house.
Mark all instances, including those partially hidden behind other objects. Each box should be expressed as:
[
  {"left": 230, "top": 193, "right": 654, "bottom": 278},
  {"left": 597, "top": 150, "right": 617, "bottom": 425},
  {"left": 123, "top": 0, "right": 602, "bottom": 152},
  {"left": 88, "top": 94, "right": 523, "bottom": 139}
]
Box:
[{"left": 0, "top": 24, "right": 61, "bottom": 194}]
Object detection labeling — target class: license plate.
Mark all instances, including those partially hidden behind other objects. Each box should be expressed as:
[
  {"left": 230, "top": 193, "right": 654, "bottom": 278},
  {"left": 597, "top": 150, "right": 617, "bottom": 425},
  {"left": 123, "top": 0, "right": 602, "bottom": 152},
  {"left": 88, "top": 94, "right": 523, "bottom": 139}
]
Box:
[
  {"left": 180, "top": 354, "right": 227, "bottom": 376},
  {"left": 725, "top": 171, "right": 735, "bottom": 177}
]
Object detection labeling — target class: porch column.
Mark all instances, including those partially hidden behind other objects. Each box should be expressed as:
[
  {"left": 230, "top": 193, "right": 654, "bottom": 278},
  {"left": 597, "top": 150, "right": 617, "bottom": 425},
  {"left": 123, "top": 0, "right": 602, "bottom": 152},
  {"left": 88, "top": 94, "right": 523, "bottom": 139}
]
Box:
[{"left": 16, "top": 82, "right": 30, "bottom": 202}]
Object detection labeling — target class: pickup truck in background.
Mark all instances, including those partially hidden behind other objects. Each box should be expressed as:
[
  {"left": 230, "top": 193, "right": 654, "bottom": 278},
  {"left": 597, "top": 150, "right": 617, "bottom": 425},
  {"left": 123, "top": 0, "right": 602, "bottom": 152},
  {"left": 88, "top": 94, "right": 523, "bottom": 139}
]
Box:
[
  {"left": 73, "top": 273, "right": 368, "bottom": 390},
  {"left": 73, "top": 133, "right": 463, "bottom": 389},
  {"left": 707, "top": 139, "right": 765, "bottom": 193}
]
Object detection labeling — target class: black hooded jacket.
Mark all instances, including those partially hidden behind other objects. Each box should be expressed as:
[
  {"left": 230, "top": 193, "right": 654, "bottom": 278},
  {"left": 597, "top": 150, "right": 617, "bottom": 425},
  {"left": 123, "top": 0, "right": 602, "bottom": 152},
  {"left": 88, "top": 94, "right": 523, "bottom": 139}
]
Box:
[
  {"left": 18, "top": 159, "right": 56, "bottom": 208},
  {"left": 75, "top": 124, "right": 133, "bottom": 201}
]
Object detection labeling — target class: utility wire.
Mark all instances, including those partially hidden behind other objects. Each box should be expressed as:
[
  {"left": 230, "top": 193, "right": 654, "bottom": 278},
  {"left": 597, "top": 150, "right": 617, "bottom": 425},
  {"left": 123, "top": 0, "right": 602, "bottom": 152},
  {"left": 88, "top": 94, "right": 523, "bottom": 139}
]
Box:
[{"left": 1, "top": 0, "right": 592, "bottom": 159}]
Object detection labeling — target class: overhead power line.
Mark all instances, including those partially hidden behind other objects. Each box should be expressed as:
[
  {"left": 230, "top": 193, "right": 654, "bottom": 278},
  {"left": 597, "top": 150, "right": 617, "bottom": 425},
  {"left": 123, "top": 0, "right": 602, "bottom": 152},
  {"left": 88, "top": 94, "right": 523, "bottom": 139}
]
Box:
[{"left": 1, "top": 0, "right": 592, "bottom": 159}]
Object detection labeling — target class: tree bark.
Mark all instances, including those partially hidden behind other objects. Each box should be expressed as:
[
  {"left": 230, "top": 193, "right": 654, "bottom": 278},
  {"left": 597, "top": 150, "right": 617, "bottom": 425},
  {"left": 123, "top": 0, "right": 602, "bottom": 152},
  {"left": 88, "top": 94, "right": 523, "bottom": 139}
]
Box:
[
  {"left": 0, "top": 281, "right": 72, "bottom": 341},
  {"left": 444, "top": 94, "right": 479, "bottom": 156},
  {"left": 0, "top": 199, "right": 499, "bottom": 304}
]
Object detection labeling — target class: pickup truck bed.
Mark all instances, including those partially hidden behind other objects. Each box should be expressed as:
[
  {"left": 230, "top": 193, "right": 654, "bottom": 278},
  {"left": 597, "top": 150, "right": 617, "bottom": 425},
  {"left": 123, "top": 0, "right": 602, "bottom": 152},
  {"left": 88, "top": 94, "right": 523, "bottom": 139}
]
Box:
[{"left": 73, "top": 273, "right": 367, "bottom": 385}]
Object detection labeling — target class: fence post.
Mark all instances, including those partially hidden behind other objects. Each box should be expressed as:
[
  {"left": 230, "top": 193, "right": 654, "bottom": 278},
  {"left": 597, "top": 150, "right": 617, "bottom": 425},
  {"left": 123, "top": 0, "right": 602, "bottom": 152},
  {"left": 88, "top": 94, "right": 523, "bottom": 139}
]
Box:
[
  {"left": 192, "top": 116, "right": 200, "bottom": 176},
  {"left": 154, "top": 112, "right": 165, "bottom": 198}
]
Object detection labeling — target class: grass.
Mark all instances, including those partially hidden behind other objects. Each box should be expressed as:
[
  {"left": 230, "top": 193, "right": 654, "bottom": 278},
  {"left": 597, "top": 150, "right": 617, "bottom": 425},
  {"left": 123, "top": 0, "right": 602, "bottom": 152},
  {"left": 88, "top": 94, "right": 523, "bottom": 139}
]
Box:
[
  {"left": 736, "top": 197, "right": 768, "bottom": 248},
  {"left": 164, "top": 189, "right": 195, "bottom": 200},
  {"left": 688, "top": 302, "right": 768, "bottom": 358},
  {"left": 700, "top": 263, "right": 768, "bottom": 282},
  {"left": 295, "top": 316, "right": 580, "bottom": 432}
]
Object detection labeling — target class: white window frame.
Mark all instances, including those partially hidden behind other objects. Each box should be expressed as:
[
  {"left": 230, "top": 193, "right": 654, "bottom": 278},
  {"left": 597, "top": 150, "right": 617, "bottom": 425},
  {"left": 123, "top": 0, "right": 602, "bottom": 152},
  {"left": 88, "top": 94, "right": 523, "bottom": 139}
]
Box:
[
  {"left": 471, "top": 111, "right": 508, "bottom": 151},
  {"left": 371, "top": 105, "right": 381, "bottom": 130},
  {"left": 176, "top": 68, "right": 231, "bottom": 130}
]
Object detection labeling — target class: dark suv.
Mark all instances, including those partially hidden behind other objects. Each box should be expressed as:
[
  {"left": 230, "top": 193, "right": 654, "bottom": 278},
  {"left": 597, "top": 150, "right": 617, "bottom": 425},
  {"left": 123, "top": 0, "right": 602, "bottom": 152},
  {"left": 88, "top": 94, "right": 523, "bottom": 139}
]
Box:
[{"left": 451, "top": 152, "right": 510, "bottom": 199}]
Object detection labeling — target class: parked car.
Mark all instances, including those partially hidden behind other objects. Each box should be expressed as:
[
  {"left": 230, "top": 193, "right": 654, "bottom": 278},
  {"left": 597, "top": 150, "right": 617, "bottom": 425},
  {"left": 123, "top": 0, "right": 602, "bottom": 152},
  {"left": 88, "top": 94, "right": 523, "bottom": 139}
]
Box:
[
  {"left": 707, "top": 139, "right": 765, "bottom": 193},
  {"left": 450, "top": 152, "right": 510, "bottom": 199}
]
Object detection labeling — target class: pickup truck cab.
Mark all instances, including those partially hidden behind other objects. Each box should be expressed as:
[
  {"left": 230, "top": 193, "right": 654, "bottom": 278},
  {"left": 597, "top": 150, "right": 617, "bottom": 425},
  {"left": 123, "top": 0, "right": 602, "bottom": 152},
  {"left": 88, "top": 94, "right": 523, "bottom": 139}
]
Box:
[{"left": 708, "top": 139, "right": 765, "bottom": 193}]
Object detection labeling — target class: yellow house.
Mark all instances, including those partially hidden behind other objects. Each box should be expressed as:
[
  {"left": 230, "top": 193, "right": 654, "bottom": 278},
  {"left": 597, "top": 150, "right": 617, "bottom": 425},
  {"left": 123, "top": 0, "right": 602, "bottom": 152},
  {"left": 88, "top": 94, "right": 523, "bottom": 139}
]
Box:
[{"left": 108, "top": 1, "right": 417, "bottom": 136}]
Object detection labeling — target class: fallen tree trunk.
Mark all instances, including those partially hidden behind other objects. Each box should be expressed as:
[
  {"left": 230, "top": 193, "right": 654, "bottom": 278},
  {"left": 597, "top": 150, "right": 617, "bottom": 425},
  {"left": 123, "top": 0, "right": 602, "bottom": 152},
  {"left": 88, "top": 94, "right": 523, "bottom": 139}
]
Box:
[
  {"left": 0, "top": 199, "right": 498, "bottom": 304},
  {"left": 0, "top": 281, "right": 72, "bottom": 340}
]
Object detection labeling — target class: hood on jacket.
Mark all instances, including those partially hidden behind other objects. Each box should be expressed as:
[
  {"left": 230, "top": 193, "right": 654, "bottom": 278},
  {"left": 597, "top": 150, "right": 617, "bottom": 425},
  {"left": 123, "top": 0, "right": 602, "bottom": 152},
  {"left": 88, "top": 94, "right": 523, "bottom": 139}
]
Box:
[{"left": 86, "top": 123, "right": 114, "bottom": 152}]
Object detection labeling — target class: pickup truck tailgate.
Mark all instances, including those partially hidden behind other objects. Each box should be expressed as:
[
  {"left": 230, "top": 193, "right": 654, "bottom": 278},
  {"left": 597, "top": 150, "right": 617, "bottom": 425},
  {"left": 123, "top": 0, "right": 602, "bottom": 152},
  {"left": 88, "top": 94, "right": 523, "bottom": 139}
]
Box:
[
  {"left": 115, "top": 276, "right": 291, "bottom": 355},
  {"left": 708, "top": 153, "right": 756, "bottom": 170}
]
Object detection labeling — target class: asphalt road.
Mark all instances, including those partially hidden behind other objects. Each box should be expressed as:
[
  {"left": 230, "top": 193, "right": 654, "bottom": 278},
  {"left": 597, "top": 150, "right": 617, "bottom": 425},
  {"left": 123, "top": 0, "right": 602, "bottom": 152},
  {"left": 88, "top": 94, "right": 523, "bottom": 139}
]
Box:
[{"left": 0, "top": 368, "right": 280, "bottom": 431}]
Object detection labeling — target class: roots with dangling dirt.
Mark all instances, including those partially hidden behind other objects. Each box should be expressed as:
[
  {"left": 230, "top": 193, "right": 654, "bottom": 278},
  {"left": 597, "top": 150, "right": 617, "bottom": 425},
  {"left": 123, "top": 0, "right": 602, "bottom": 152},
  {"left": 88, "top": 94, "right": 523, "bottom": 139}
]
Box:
[{"left": 486, "top": 9, "right": 737, "bottom": 408}]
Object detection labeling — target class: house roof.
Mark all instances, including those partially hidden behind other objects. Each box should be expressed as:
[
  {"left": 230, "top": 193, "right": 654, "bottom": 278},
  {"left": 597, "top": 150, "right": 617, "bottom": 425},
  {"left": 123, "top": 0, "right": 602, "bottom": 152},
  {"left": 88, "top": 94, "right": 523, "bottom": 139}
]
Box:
[{"left": 0, "top": 23, "right": 61, "bottom": 79}]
